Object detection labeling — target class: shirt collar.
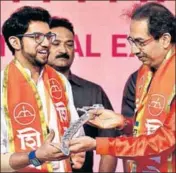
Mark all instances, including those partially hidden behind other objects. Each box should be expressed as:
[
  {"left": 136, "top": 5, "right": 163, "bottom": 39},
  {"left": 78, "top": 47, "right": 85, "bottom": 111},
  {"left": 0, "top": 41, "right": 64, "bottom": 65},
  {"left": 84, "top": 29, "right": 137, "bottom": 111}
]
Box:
[
  {"left": 68, "top": 72, "right": 83, "bottom": 87},
  {"left": 14, "top": 58, "right": 44, "bottom": 83},
  {"left": 24, "top": 68, "right": 44, "bottom": 81}
]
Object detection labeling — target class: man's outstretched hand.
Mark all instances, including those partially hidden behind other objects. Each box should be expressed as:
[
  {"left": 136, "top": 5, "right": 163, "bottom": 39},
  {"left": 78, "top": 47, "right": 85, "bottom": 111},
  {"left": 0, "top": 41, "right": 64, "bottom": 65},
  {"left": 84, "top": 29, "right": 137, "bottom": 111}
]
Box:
[{"left": 88, "top": 109, "right": 125, "bottom": 129}]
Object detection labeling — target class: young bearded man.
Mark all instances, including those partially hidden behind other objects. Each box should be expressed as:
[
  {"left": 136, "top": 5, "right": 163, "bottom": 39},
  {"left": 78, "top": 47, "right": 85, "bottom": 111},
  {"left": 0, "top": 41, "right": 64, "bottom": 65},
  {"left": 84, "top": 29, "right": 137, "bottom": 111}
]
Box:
[{"left": 1, "top": 6, "right": 85, "bottom": 172}]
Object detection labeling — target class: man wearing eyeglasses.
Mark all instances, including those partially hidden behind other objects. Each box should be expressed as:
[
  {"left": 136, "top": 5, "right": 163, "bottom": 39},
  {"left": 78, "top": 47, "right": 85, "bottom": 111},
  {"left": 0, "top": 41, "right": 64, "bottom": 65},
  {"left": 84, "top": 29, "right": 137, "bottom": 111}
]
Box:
[
  {"left": 1, "top": 6, "right": 85, "bottom": 172},
  {"left": 68, "top": 2, "right": 175, "bottom": 172}
]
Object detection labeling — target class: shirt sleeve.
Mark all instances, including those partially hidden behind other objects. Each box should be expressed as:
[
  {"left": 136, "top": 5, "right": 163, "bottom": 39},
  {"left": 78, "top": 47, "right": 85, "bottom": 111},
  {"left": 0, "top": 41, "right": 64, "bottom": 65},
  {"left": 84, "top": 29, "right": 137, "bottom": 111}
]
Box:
[
  {"left": 1, "top": 71, "right": 8, "bottom": 154},
  {"left": 1, "top": 107, "right": 8, "bottom": 154},
  {"left": 121, "top": 71, "right": 138, "bottom": 118},
  {"left": 96, "top": 99, "right": 175, "bottom": 160}
]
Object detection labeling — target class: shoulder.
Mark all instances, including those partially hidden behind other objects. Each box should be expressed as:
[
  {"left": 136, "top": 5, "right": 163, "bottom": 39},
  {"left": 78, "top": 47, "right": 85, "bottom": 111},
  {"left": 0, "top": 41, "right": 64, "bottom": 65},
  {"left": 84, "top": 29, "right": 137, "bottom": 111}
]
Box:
[
  {"left": 71, "top": 74, "right": 103, "bottom": 90},
  {"left": 129, "top": 70, "right": 138, "bottom": 82},
  {"left": 125, "top": 70, "right": 138, "bottom": 88}
]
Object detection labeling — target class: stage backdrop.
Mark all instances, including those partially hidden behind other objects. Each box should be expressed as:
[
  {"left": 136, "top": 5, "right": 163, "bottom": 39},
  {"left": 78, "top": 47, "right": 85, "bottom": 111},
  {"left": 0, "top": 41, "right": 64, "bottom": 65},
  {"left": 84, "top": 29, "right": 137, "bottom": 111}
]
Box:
[{"left": 1, "top": 0, "right": 175, "bottom": 172}]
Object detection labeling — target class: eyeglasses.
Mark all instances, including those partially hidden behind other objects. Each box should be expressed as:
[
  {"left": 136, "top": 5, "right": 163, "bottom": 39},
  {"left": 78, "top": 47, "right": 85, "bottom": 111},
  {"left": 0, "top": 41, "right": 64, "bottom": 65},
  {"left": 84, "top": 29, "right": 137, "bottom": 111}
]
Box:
[
  {"left": 127, "top": 36, "right": 154, "bottom": 48},
  {"left": 16, "top": 32, "right": 56, "bottom": 44}
]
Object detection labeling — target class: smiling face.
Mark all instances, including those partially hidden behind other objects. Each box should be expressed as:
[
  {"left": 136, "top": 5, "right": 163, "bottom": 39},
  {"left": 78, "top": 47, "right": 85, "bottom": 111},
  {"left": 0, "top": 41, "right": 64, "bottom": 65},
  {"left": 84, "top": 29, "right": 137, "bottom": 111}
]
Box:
[
  {"left": 129, "top": 19, "right": 168, "bottom": 69},
  {"left": 48, "top": 27, "right": 74, "bottom": 73},
  {"left": 20, "top": 21, "right": 51, "bottom": 67}
]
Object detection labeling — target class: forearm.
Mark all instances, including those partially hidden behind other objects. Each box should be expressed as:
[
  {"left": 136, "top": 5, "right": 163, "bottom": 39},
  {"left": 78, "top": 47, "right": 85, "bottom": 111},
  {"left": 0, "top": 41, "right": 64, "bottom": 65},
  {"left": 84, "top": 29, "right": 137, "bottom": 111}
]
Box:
[
  {"left": 99, "top": 155, "right": 117, "bottom": 172},
  {"left": 1, "top": 152, "right": 29, "bottom": 172},
  {"left": 96, "top": 127, "right": 175, "bottom": 159}
]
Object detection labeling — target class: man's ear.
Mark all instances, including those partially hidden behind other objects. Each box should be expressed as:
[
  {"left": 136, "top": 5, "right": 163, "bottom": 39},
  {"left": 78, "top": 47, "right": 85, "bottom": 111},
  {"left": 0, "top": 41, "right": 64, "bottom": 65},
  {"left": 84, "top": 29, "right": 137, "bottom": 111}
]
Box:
[
  {"left": 8, "top": 36, "right": 22, "bottom": 51},
  {"left": 161, "top": 33, "right": 171, "bottom": 49}
]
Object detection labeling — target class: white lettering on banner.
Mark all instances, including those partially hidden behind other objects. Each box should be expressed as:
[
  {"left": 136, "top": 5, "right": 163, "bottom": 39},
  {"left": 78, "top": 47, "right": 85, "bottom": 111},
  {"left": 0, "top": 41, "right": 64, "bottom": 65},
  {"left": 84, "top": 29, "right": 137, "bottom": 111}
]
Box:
[
  {"left": 55, "top": 102, "right": 67, "bottom": 122},
  {"left": 145, "top": 119, "right": 163, "bottom": 135},
  {"left": 49, "top": 78, "right": 62, "bottom": 100},
  {"left": 17, "top": 127, "right": 41, "bottom": 150}
]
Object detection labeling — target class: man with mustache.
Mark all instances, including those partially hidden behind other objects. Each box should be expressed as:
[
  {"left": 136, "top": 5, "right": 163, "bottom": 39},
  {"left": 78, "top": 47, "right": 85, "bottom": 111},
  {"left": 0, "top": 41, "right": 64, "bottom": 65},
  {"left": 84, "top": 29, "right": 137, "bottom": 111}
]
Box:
[
  {"left": 68, "top": 2, "right": 176, "bottom": 172},
  {"left": 48, "top": 17, "right": 118, "bottom": 172},
  {"left": 1, "top": 6, "right": 85, "bottom": 172}
]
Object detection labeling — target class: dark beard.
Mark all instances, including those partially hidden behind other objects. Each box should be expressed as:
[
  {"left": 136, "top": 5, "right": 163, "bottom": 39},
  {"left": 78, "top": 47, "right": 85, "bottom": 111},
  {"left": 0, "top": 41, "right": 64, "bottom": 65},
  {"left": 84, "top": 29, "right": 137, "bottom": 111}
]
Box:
[
  {"left": 20, "top": 41, "right": 47, "bottom": 68},
  {"left": 33, "top": 58, "right": 47, "bottom": 67}
]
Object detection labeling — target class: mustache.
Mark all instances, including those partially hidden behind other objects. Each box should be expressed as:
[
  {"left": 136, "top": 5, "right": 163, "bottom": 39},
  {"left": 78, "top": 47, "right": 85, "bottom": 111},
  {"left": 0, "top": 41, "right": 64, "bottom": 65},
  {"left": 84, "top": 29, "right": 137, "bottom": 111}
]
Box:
[{"left": 56, "top": 53, "right": 70, "bottom": 59}]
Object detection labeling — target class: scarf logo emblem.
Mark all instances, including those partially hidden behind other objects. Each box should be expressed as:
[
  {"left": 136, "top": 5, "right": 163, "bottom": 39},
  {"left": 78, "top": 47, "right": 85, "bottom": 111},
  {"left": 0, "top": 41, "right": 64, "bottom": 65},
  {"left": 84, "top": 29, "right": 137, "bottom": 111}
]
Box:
[
  {"left": 148, "top": 94, "right": 165, "bottom": 116},
  {"left": 13, "top": 102, "right": 36, "bottom": 125},
  {"left": 49, "top": 78, "right": 62, "bottom": 100}
]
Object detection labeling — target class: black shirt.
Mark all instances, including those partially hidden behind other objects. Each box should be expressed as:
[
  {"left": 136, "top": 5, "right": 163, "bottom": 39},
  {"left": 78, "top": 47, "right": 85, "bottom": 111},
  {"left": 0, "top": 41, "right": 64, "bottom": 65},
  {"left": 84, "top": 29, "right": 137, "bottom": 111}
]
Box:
[
  {"left": 121, "top": 70, "right": 138, "bottom": 117},
  {"left": 69, "top": 73, "right": 119, "bottom": 172}
]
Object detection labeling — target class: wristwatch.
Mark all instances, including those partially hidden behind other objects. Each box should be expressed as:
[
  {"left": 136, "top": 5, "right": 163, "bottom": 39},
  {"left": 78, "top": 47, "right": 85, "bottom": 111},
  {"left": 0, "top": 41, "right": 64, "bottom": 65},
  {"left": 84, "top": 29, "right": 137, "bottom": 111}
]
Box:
[{"left": 28, "top": 150, "right": 43, "bottom": 167}]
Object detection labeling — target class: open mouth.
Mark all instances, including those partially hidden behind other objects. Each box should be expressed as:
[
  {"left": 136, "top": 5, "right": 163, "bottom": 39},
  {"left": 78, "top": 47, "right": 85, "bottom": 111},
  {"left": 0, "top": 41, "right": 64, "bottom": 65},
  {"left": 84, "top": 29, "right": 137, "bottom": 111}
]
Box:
[{"left": 38, "top": 50, "right": 49, "bottom": 55}]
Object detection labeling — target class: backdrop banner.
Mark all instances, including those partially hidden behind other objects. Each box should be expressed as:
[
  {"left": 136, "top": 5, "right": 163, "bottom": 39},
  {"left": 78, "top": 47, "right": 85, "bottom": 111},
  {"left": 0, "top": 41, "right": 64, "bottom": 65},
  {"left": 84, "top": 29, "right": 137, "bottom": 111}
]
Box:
[{"left": 1, "top": 0, "right": 175, "bottom": 172}]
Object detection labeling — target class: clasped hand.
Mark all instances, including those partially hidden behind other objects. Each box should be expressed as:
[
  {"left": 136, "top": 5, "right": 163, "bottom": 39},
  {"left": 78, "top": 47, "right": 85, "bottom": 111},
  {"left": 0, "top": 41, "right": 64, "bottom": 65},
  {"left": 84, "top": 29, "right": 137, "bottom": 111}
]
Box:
[
  {"left": 68, "top": 109, "right": 125, "bottom": 155},
  {"left": 35, "top": 130, "right": 85, "bottom": 169}
]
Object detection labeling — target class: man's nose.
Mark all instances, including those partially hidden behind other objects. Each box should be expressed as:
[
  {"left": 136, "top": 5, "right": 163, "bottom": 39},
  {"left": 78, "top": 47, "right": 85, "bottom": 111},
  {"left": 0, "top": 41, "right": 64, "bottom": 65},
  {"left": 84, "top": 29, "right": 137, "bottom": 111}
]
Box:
[
  {"left": 58, "top": 44, "right": 67, "bottom": 54},
  {"left": 131, "top": 44, "right": 141, "bottom": 55},
  {"left": 41, "top": 36, "right": 50, "bottom": 47}
]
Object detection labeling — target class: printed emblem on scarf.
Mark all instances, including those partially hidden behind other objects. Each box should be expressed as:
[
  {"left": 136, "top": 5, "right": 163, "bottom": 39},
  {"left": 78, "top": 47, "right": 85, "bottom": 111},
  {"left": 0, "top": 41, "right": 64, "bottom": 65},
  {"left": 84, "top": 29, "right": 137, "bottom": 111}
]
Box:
[
  {"left": 49, "top": 78, "right": 62, "bottom": 99},
  {"left": 148, "top": 94, "right": 165, "bottom": 116},
  {"left": 17, "top": 127, "right": 41, "bottom": 150},
  {"left": 13, "top": 102, "right": 36, "bottom": 125}
]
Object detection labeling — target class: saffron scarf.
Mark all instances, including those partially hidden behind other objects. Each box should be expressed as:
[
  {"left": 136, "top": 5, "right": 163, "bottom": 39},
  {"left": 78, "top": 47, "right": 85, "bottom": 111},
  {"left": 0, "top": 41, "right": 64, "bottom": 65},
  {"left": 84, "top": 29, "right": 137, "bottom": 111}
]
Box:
[{"left": 3, "top": 59, "right": 72, "bottom": 172}]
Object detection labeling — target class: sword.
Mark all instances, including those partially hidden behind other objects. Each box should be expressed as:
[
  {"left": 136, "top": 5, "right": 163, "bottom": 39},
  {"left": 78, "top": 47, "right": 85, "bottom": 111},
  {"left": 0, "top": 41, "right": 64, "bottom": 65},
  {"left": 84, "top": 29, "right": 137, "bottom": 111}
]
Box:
[{"left": 60, "top": 104, "right": 104, "bottom": 156}]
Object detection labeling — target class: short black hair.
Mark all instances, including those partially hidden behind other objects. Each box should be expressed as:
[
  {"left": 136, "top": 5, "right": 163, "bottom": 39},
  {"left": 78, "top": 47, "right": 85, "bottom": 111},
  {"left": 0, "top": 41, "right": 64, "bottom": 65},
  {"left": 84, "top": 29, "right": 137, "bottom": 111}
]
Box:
[
  {"left": 2, "top": 6, "right": 51, "bottom": 55},
  {"left": 132, "top": 2, "right": 176, "bottom": 43},
  {"left": 49, "top": 17, "right": 75, "bottom": 35}
]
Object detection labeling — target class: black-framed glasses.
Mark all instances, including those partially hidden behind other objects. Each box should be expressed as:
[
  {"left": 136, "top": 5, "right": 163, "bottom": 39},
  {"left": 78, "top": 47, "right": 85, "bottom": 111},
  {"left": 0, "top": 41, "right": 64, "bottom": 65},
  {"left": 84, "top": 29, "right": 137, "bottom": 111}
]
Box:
[
  {"left": 127, "top": 36, "right": 154, "bottom": 48},
  {"left": 16, "top": 32, "right": 56, "bottom": 44}
]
